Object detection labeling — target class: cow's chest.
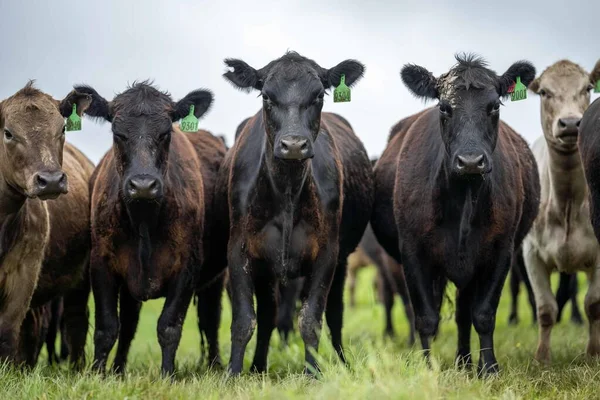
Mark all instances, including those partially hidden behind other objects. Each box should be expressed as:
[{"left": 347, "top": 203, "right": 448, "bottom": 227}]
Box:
[
  {"left": 246, "top": 212, "right": 321, "bottom": 279},
  {"left": 537, "top": 205, "right": 599, "bottom": 272}
]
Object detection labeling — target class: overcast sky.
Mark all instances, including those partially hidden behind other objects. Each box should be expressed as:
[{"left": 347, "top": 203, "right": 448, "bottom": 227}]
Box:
[{"left": 1, "top": 0, "right": 599, "bottom": 164}]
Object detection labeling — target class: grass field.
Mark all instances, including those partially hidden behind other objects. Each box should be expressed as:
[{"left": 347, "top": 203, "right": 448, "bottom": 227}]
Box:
[{"left": 1, "top": 268, "right": 598, "bottom": 400}]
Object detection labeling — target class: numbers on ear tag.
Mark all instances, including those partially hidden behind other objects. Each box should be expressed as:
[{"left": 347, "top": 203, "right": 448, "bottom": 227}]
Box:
[
  {"left": 333, "top": 74, "right": 351, "bottom": 103},
  {"left": 65, "top": 104, "right": 82, "bottom": 132},
  {"left": 510, "top": 76, "right": 527, "bottom": 102},
  {"left": 180, "top": 105, "right": 199, "bottom": 132}
]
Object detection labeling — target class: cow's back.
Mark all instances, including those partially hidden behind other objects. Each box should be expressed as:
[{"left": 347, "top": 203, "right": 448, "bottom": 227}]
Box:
[
  {"left": 493, "top": 121, "right": 540, "bottom": 251},
  {"left": 580, "top": 98, "right": 600, "bottom": 242},
  {"left": 33, "top": 142, "right": 94, "bottom": 307},
  {"left": 320, "top": 113, "right": 373, "bottom": 258},
  {"left": 181, "top": 127, "right": 228, "bottom": 281},
  {"left": 371, "top": 109, "right": 430, "bottom": 262}
]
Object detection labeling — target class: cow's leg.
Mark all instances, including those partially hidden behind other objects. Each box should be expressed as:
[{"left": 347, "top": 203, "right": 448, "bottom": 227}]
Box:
[
  {"left": 401, "top": 245, "right": 438, "bottom": 361},
  {"left": 112, "top": 288, "right": 142, "bottom": 374},
  {"left": 250, "top": 271, "right": 276, "bottom": 373},
  {"left": 0, "top": 265, "right": 40, "bottom": 365},
  {"left": 196, "top": 272, "right": 224, "bottom": 368},
  {"left": 157, "top": 269, "right": 194, "bottom": 377},
  {"left": 508, "top": 266, "right": 520, "bottom": 325},
  {"left": 381, "top": 269, "right": 396, "bottom": 338},
  {"left": 46, "top": 298, "right": 61, "bottom": 365},
  {"left": 570, "top": 274, "right": 584, "bottom": 325},
  {"left": 472, "top": 248, "right": 512, "bottom": 375},
  {"left": 585, "top": 265, "right": 600, "bottom": 357},
  {"left": 91, "top": 251, "right": 119, "bottom": 374},
  {"left": 556, "top": 273, "right": 571, "bottom": 323},
  {"left": 524, "top": 249, "right": 556, "bottom": 365},
  {"left": 17, "top": 306, "right": 48, "bottom": 368},
  {"left": 455, "top": 283, "right": 474, "bottom": 369},
  {"left": 276, "top": 279, "right": 300, "bottom": 346},
  {"left": 300, "top": 245, "right": 337, "bottom": 376},
  {"left": 347, "top": 259, "right": 359, "bottom": 308},
  {"left": 326, "top": 259, "right": 347, "bottom": 364},
  {"left": 63, "top": 262, "right": 91, "bottom": 370},
  {"left": 228, "top": 240, "right": 256, "bottom": 376}
]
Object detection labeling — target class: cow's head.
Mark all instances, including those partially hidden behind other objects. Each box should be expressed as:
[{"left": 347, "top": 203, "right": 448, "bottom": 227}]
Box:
[
  {"left": 0, "top": 81, "right": 90, "bottom": 200},
  {"left": 401, "top": 54, "right": 535, "bottom": 177},
  {"left": 75, "top": 81, "right": 212, "bottom": 202},
  {"left": 223, "top": 51, "right": 364, "bottom": 161},
  {"left": 529, "top": 59, "right": 600, "bottom": 151}
]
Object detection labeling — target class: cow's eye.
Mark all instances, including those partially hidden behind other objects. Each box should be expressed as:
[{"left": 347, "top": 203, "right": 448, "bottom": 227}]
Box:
[
  {"left": 439, "top": 102, "right": 452, "bottom": 116},
  {"left": 4, "top": 128, "right": 13, "bottom": 141}
]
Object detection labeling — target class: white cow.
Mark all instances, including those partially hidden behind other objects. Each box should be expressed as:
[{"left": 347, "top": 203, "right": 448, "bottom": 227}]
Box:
[{"left": 524, "top": 59, "right": 600, "bottom": 364}]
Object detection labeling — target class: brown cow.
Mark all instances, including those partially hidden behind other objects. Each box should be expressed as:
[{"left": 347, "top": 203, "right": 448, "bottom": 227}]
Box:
[
  {"left": 372, "top": 54, "right": 540, "bottom": 375},
  {"left": 0, "top": 82, "right": 93, "bottom": 367},
  {"left": 76, "top": 81, "right": 227, "bottom": 376}
]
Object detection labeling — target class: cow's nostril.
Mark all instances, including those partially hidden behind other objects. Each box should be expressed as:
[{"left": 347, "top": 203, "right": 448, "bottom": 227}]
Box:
[
  {"left": 300, "top": 141, "right": 308, "bottom": 151},
  {"left": 576, "top": 120, "right": 581, "bottom": 127},
  {"left": 457, "top": 157, "right": 465, "bottom": 168},
  {"left": 36, "top": 174, "right": 48, "bottom": 188},
  {"left": 478, "top": 159, "right": 485, "bottom": 169}
]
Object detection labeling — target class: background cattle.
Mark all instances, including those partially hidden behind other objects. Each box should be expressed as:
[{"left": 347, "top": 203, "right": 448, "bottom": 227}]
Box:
[
  {"left": 508, "top": 249, "right": 582, "bottom": 325},
  {"left": 0, "top": 82, "right": 93, "bottom": 368},
  {"left": 218, "top": 51, "right": 373, "bottom": 375},
  {"left": 77, "top": 82, "right": 227, "bottom": 376},
  {"left": 372, "top": 54, "right": 540, "bottom": 375},
  {"left": 523, "top": 59, "right": 600, "bottom": 364}
]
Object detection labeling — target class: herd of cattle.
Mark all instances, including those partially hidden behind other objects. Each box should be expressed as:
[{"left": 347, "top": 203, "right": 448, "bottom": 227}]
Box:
[{"left": 1, "top": 51, "right": 600, "bottom": 379}]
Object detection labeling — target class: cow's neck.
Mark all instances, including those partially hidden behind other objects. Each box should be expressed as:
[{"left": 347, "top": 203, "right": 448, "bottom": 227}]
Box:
[
  {"left": 546, "top": 143, "right": 587, "bottom": 214},
  {"left": 0, "top": 176, "right": 26, "bottom": 221},
  {"left": 0, "top": 176, "right": 28, "bottom": 263},
  {"left": 263, "top": 143, "right": 311, "bottom": 206},
  {"left": 438, "top": 163, "right": 489, "bottom": 246}
]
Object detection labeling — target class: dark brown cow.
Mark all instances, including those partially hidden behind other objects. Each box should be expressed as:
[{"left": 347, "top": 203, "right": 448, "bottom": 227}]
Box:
[
  {"left": 76, "top": 81, "right": 227, "bottom": 376},
  {"left": 218, "top": 51, "right": 373, "bottom": 375},
  {"left": 0, "top": 82, "right": 93, "bottom": 367},
  {"left": 372, "top": 54, "right": 540, "bottom": 374}
]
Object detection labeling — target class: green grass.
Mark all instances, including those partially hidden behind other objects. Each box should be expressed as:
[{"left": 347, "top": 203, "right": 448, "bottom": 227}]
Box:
[{"left": 1, "top": 269, "right": 599, "bottom": 399}]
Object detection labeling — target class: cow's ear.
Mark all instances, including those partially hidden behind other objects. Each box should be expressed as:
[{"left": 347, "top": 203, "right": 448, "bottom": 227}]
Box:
[
  {"left": 590, "top": 59, "right": 600, "bottom": 88},
  {"left": 72, "top": 85, "right": 113, "bottom": 122},
  {"left": 323, "top": 59, "right": 365, "bottom": 88},
  {"left": 401, "top": 64, "right": 439, "bottom": 99},
  {"left": 58, "top": 90, "right": 92, "bottom": 118},
  {"left": 172, "top": 89, "right": 213, "bottom": 121},
  {"left": 498, "top": 61, "right": 536, "bottom": 97},
  {"left": 223, "top": 58, "right": 262, "bottom": 91}
]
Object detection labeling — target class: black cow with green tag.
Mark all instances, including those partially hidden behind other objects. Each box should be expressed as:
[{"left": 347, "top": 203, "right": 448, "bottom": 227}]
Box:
[{"left": 219, "top": 51, "right": 373, "bottom": 376}]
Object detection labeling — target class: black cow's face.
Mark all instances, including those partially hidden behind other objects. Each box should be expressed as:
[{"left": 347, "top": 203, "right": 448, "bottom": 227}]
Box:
[
  {"left": 74, "top": 82, "right": 213, "bottom": 202},
  {"left": 401, "top": 54, "right": 535, "bottom": 178},
  {"left": 223, "top": 52, "right": 365, "bottom": 161}
]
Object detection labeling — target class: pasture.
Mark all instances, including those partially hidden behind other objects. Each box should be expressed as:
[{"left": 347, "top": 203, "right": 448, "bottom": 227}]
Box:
[{"left": 1, "top": 268, "right": 596, "bottom": 400}]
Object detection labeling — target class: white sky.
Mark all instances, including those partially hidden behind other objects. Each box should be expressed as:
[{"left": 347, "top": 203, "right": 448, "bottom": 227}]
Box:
[{"left": 1, "top": 0, "right": 599, "bottom": 164}]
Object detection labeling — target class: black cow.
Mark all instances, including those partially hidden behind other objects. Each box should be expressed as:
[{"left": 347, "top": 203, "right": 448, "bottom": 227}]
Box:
[
  {"left": 217, "top": 51, "right": 373, "bottom": 375},
  {"left": 372, "top": 54, "right": 540, "bottom": 375}
]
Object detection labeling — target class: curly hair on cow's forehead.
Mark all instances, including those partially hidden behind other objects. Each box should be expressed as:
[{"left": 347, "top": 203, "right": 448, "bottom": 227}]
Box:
[{"left": 438, "top": 53, "right": 499, "bottom": 94}]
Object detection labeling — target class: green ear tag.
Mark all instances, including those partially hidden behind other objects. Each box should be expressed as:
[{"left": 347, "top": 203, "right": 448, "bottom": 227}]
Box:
[
  {"left": 333, "top": 74, "right": 351, "bottom": 103},
  {"left": 594, "top": 80, "right": 600, "bottom": 93},
  {"left": 180, "top": 105, "right": 198, "bottom": 132},
  {"left": 510, "top": 76, "right": 527, "bottom": 102},
  {"left": 65, "top": 104, "right": 81, "bottom": 132}
]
